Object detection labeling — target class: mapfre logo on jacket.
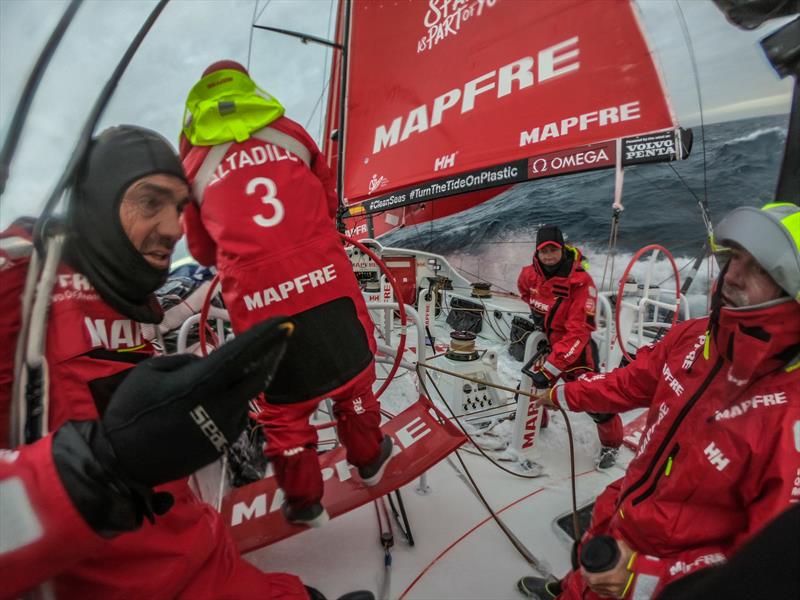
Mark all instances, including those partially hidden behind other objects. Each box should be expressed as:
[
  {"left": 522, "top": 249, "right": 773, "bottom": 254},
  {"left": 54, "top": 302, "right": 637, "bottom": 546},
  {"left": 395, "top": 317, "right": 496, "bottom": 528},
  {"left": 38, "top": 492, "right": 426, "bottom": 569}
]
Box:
[
  {"left": 51, "top": 272, "right": 102, "bottom": 304},
  {"left": 83, "top": 317, "right": 146, "bottom": 351},
  {"left": 46, "top": 264, "right": 152, "bottom": 359}
]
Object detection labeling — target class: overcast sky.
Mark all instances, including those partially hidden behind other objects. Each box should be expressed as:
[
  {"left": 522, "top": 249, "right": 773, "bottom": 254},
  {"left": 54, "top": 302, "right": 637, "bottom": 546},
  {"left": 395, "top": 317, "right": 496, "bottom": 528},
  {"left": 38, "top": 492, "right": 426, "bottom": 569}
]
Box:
[{"left": 0, "top": 0, "right": 793, "bottom": 228}]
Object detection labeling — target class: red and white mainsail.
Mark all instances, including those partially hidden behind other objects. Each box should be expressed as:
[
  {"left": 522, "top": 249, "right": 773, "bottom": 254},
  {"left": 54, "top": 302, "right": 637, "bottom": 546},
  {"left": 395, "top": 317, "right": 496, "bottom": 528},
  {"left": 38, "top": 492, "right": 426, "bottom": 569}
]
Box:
[{"left": 336, "top": 0, "right": 687, "bottom": 237}]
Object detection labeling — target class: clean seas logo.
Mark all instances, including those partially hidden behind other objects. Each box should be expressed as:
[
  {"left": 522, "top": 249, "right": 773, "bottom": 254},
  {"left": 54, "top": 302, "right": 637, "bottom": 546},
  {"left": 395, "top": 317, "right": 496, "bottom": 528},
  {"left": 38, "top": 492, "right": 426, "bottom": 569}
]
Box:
[{"left": 417, "top": 0, "right": 498, "bottom": 54}]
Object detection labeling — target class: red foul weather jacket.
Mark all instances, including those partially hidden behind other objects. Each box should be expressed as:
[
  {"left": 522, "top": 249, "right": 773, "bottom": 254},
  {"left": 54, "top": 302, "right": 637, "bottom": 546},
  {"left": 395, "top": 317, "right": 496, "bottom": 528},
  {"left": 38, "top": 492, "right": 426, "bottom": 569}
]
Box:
[
  {"left": 0, "top": 226, "right": 307, "bottom": 600},
  {"left": 553, "top": 300, "right": 800, "bottom": 599},
  {"left": 516, "top": 246, "right": 598, "bottom": 379},
  {"left": 181, "top": 116, "right": 375, "bottom": 403},
  {"left": 0, "top": 435, "right": 104, "bottom": 599}
]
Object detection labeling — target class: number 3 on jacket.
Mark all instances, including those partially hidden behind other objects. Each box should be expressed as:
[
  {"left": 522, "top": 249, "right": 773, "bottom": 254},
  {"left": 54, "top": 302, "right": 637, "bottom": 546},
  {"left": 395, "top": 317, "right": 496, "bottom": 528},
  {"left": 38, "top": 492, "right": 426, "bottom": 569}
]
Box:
[{"left": 248, "top": 176, "right": 284, "bottom": 228}]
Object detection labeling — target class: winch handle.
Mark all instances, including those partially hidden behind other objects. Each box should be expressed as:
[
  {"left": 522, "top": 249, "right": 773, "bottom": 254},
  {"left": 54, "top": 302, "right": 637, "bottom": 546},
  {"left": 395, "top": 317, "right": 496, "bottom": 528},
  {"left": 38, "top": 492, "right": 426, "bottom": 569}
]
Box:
[{"left": 520, "top": 345, "right": 550, "bottom": 380}]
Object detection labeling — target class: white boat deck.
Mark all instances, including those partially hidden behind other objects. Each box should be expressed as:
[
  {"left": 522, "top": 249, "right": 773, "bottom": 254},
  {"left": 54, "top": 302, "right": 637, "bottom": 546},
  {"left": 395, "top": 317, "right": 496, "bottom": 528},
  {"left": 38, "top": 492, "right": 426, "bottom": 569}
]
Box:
[
  {"left": 243, "top": 390, "right": 637, "bottom": 599},
  {"left": 200, "top": 279, "right": 649, "bottom": 600}
]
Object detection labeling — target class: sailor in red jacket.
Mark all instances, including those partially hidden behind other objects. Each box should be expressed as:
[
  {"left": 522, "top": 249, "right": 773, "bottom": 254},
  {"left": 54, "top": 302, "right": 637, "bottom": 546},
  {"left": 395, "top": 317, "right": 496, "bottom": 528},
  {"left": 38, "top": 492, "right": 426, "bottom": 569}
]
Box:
[
  {"left": 516, "top": 225, "right": 623, "bottom": 468},
  {"left": 0, "top": 126, "right": 308, "bottom": 600},
  {"left": 517, "top": 203, "right": 800, "bottom": 599},
  {"left": 180, "top": 61, "right": 392, "bottom": 527},
  {"left": 0, "top": 319, "right": 293, "bottom": 599}
]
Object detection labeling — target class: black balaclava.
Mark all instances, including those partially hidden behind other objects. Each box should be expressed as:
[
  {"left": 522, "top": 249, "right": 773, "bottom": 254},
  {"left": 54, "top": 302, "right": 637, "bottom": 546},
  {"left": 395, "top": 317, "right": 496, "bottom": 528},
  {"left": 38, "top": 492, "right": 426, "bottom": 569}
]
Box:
[
  {"left": 66, "top": 125, "right": 187, "bottom": 323},
  {"left": 535, "top": 225, "right": 570, "bottom": 277}
]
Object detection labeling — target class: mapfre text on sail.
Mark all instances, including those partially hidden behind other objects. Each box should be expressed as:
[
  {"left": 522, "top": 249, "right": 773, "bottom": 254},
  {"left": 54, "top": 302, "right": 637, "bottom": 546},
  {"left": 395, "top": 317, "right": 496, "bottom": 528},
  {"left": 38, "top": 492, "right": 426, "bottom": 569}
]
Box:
[
  {"left": 372, "top": 36, "right": 641, "bottom": 154},
  {"left": 519, "top": 102, "right": 640, "bottom": 147}
]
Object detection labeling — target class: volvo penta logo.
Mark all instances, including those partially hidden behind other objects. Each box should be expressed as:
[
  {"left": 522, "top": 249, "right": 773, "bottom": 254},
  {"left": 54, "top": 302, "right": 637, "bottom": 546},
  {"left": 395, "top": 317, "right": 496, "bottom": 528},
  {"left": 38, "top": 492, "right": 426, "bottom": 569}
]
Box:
[{"left": 622, "top": 131, "right": 678, "bottom": 165}]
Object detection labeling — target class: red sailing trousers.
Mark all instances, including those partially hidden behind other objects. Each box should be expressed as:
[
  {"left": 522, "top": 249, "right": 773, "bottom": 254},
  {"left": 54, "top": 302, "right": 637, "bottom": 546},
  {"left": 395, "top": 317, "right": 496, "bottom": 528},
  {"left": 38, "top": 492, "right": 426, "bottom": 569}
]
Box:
[{"left": 255, "top": 366, "right": 383, "bottom": 509}]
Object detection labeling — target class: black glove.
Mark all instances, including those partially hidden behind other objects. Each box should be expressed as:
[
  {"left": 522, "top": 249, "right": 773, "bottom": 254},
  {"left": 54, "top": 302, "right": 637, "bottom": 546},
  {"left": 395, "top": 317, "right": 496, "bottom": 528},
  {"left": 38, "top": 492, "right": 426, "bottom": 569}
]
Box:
[
  {"left": 101, "top": 317, "right": 293, "bottom": 486},
  {"left": 530, "top": 311, "right": 545, "bottom": 331},
  {"left": 52, "top": 317, "right": 293, "bottom": 534},
  {"left": 530, "top": 370, "right": 553, "bottom": 390},
  {"left": 52, "top": 420, "right": 174, "bottom": 535}
]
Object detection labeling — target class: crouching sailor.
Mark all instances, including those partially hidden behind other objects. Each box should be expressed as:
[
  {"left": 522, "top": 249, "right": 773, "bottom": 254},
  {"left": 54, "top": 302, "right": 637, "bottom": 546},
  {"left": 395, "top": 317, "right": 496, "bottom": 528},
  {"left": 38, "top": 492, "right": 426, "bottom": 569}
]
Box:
[{"left": 517, "top": 225, "right": 623, "bottom": 469}]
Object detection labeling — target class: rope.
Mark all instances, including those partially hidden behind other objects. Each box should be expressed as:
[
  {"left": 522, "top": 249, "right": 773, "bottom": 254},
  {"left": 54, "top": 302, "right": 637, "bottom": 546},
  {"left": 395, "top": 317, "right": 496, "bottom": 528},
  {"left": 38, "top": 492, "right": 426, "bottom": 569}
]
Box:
[
  {"left": 10, "top": 243, "right": 42, "bottom": 446},
  {"left": 452, "top": 264, "right": 516, "bottom": 294},
  {"left": 304, "top": 79, "right": 332, "bottom": 132},
  {"left": 471, "top": 283, "right": 492, "bottom": 298},
  {"left": 476, "top": 296, "right": 512, "bottom": 342},
  {"left": 0, "top": 0, "right": 82, "bottom": 197},
  {"left": 416, "top": 338, "right": 582, "bottom": 558},
  {"left": 599, "top": 210, "right": 621, "bottom": 292},
  {"left": 674, "top": 0, "right": 714, "bottom": 241},
  {"left": 418, "top": 371, "right": 548, "bottom": 573},
  {"left": 449, "top": 337, "right": 476, "bottom": 353},
  {"left": 246, "top": 0, "right": 260, "bottom": 71},
  {"left": 707, "top": 253, "right": 715, "bottom": 313},
  {"left": 198, "top": 274, "right": 222, "bottom": 357},
  {"left": 305, "top": 0, "right": 336, "bottom": 138},
  {"left": 319, "top": 0, "right": 337, "bottom": 142},
  {"left": 33, "top": 0, "right": 171, "bottom": 243},
  {"left": 255, "top": 0, "right": 272, "bottom": 22},
  {"left": 417, "top": 366, "right": 548, "bottom": 479},
  {"left": 655, "top": 256, "right": 696, "bottom": 287},
  {"left": 12, "top": 1, "right": 170, "bottom": 447},
  {"left": 420, "top": 360, "right": 530, "bottom": 400}
]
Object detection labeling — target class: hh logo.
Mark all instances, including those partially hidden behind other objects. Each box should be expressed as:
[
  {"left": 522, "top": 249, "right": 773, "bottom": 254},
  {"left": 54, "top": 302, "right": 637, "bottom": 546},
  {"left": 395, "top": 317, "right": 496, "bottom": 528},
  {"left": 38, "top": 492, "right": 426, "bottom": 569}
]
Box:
[
  {"left": 84, "top": 317, "right": 144, "bottom": 350},
  {"left": 434, "top": 152, "right": 456, "bottom": 171},
  {"left": 704, "top": 441, "right": 730, "bottom": 472}
]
